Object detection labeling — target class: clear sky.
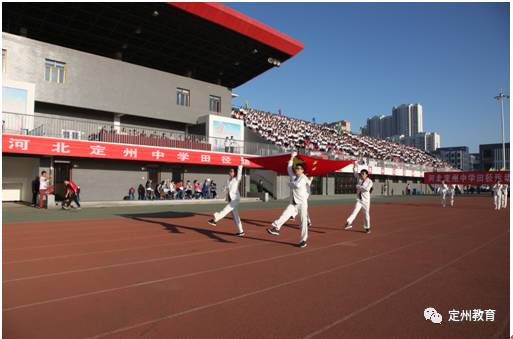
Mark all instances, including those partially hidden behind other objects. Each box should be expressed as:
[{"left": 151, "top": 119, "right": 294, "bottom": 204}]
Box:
[{"left": 228, "top": 2, "right": 510, "bottom": 153}]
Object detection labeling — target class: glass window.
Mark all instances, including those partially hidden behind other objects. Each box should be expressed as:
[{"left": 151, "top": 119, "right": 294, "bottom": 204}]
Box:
[
  {"left": 209, "top": 95, "right": 221, "bottom": 113},
  {"left": 176, "top": 88, "right": 190, "bottom": 107},
  {"left": 45, "top": 59, "right": 66, "bottom": 83},
  {"left": 62, "top": 130, "right": 80, "bottom": 140}
]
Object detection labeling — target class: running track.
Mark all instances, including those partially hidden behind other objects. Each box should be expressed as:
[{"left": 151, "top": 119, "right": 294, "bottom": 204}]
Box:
[{"left": 3, "top": 196, "right": 509, "bottom": 338}]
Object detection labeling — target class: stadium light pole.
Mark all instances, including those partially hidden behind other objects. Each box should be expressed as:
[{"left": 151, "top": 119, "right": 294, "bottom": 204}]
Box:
[{"left": 494, "top": 89, "right": 509, "bottom": 170}]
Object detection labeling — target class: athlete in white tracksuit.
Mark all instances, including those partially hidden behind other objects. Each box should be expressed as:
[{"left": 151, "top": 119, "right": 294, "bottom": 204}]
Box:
[
  {"left": 448, "top": 184, "right": 456, "bottom": 207},
  {"left": 208, "top": 158, "right": 245, "bottom": 236},
  {"left": 290, "top": 176, "right": 313, "bottom": 226},
  {"left": 344, "top": 163, "right": 373, "bottom": 233},
  {"left": 267, "top": 152, "right": 310, "bottom": 248},
  {"left": 440, "top": 181, "right": 449, "bottom": 208},
  {"left": 492, "top": 180, "right": 503, "bottom": 211},
  {"left": 501, "top": 184, "right": 508, "bottom": 208}
]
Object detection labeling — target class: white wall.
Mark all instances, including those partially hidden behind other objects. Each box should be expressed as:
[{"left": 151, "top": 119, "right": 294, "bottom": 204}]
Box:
[{"left": 2, "top": 155, "right": 40, "bottom": 202}]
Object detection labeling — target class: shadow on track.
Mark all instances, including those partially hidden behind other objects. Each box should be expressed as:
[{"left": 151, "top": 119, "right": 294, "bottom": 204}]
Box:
[{"left": 119, "top": 212, "right": 300, "bottom": 247}]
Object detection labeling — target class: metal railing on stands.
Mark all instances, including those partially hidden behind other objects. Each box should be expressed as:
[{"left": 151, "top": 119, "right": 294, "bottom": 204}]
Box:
[
  {"left": 2, "top": 112, "right": 454, "bottom": 171},
  {"left": 2, "top": 112, "right": 283, "bottom": 156}
]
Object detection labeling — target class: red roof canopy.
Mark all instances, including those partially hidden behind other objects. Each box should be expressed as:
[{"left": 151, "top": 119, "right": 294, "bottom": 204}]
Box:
[{"left": 169, "top": 2, "right": 304, "bottom": 57}]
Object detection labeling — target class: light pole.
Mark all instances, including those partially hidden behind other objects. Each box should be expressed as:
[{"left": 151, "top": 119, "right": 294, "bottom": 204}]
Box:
[{"left": 494, "top": 89, "right": 509, "bottom": 170}]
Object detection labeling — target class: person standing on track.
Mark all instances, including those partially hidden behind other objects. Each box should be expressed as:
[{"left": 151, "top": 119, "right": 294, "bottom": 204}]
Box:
[
  {"left": 440, "top": 180, "right": 449, "bottom": 208},
  {"left": 448, "top": 184, "right": 456, "bottom": 207},
  {"left": 267, "top": 151, "right": 310, "bottom": 248},
  {"left": 31, "top": 175, "right": 40, "bottom": 207},
  {"left": 38, "top": 170, "right": 51, "bottom": 209},
  {"left": 492, "top": 179, "right": 503, "bottom": 210},
  {"left": 344, "top": 162, "right": 373, "bottom": 234},
  {"left": 501, "top": 183, "right": 508, "bottom": 208},
  {"left": 208, "top": 157, "right": 245, "bottom": 236}
]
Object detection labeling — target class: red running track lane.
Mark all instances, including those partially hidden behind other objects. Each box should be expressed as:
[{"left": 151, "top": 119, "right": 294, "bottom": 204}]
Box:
[{"left": 3, "top": 197, "right": 509, "bottom": 339}]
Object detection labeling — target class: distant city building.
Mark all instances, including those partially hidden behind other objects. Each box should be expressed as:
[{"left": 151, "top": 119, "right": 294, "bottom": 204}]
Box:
[
  {"left": 432, "top": 146, "right": 470, "bottom": 170},
  {"left": 426, "top": 132, "right": 441, "bottom": 153},
  {"left": 326, "top": 120, "right": 351, "bottom": 133},
  {"left": 367, "top": 115, "right": 385, "bottom": 138},
  {"left": 382, "top": 115, "right": 394, "bottom": 139},
  {"left": 469, "top": 153, "right": 481, "bottom": 171},
  {"left": 392, "top": 103, "right": 423, "bottom": 137},
  {"left": 387, "top": 132, "right": 440, "bottom": 153},
  {"left": 363, "top": 103, "right": 425, "bottom": 139},
  {"left": 340, "top": 120, "right": 351, "bottom": 132},
  {"left": 361, "top": 103, "right": 438, "bottom": 152},
  {"left": 479, "top": 143, "right": 510, "bottom": 170}
]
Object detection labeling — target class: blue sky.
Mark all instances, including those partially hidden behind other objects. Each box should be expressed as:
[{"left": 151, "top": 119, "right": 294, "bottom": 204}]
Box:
[{"left": 228, "top": 2, "right": 509, "bottom": 153}]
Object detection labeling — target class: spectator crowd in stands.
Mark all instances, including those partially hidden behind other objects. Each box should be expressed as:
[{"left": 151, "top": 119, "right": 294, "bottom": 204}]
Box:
[
  {"left": 232, "top": 107, "right": 450, "bottom": 168},
  {"left": 129, "top": 178, "right": 218, "bottom": 200}
]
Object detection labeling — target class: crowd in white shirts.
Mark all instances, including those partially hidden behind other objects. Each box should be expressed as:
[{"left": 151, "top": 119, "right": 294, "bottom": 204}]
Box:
[{"left": 232, "top": 108, "right": 450, "bottom": 168}]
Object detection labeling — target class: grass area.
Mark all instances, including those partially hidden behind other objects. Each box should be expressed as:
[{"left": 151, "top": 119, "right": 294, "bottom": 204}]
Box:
[{"left": 2, "top": 194, "right": 438, "bottom": 224}]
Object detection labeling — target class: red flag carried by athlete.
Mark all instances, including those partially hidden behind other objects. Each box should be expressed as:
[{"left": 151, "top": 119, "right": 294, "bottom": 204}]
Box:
[{"left": 249, "top": 153, "right": 354, "bottom": 176}]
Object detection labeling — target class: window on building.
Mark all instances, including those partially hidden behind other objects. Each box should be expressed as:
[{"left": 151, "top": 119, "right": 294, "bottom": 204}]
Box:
[
  {"left": 62, "top": 130, "right": 81, "bottom": 140},
  {"left": 45, "top": 59, "right": 66, "bottom": 83},
  {"left": 2, "top": 49, "right": 6, "bottom": 73},
  {"left": 209, "top": 95, "right": 221, "bottom": 113},
  {"left": 176, "top": 88, "right": 190, "bottom": 107}
]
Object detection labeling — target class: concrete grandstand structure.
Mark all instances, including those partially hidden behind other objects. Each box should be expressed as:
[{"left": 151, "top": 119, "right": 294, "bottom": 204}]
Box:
[{"left": 2, "top": 3, "right": 451, "bottom": 203}]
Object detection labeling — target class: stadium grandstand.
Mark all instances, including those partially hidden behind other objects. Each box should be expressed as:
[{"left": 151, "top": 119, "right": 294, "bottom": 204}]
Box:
[
  {"left": 2, "top": 2, "right": 451, "bottom": 204},
  {"left": 232, "top": 107, "right": 450, "bottom": 168}
]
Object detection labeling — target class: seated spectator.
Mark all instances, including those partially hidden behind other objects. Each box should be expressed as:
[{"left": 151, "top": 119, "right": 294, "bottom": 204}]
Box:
[
  {"left": 138, "top": 184, "right": 146, "bottom": 200},
  {"left": 168, "top": 181, "right": 176, "bottom": 200},
  {"left": 202, "top": 179, "right": 210, "bottom": 199},
  {"left": 175, "top": 180, "right": 184, "bottom": 200},
  {"left": 128, "top": 187, "right": 135, "bottom": 200},
  {"left": 156, "top": 181, "right": 166, "bottom": 200},
  {"left": 185, "top": 180, "right": 193, "bottom": 199},
  {"left": 211, "top": 181, "right": 217, "bottom": 199},
  {"left": 193, "top": 180, "right": 202, "bottom": 199},
  {"left": 145, "top": 180, "right": 154, "bottom": 200}
]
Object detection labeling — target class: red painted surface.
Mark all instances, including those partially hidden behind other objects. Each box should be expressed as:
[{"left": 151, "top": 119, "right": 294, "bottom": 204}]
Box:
[
  {"left": 168, "top": 2, "right": 304, "bottom": 56},
  {"left": 424, "top": 171, "right": 510, "bottom": 185},
  {"left": 3, "top": 197, "right": 509, "bottom": 338}
]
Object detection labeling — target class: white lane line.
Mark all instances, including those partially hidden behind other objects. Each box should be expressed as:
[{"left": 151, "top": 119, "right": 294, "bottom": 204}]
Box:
[
  {"left": 3, "top": 216, "right": 419, "bottom": 283},
  {"left": 83, "top": 227, "right": 474, "bottom": 339},
  {"left": 3, "top": 238, "right": 212, "bottom": 265},
  {"left": 3, "top": 226, "right": 167, "bottom": 244},
  {"left": 3, "top": 239, "right": 261, "bottom": 283},
  {"left": 4, "top": 221, "right": 441, "bottom": 311},
  {"left": 3, "top": 233, "right": 177, "bottom": 252},
  {"left": 303, "top": 232, "right": 508, "bottom": 338}
]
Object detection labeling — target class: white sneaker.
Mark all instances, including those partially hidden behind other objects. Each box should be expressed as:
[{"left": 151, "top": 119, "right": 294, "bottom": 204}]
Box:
[{"left": 344, "top": 222, "right": 352, "bottom": 230}]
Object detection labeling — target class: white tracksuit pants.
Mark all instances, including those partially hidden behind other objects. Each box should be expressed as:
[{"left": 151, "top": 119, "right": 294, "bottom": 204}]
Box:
[
  {"left": 502, "top": 193, "right": 508, "bottom": 208},
  {"left": 347, "top": 200, "right": 371, "bottom": 229},
  {"left": 291, "top": 210, "right": 311, "bottom": 224},
  {"left": 450, "top": 191, "right": 455, "bottom": 206},
  {"left": 214, "top": 199, "right": 243, "bottom": 233},
  {"left": 494, "top": 193, "right": 502, "bottom": 210},
  {"left": 272, "top": 203, "right": 308, "bottom": 243},
  {"left": 441, "top": 191, "right": 447, "bottom": 207}
]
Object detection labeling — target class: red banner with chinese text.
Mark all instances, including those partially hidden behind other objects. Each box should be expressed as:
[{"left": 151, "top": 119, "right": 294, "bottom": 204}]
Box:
[
  {"left": 2, "top": 134, "right": 262, "bottom": 168},
  {"left": 424, "top": 171, "right": 510, "bottom": 185},
  {"left": 249, "top": 153, "right": 354, "bottom": 176}
]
